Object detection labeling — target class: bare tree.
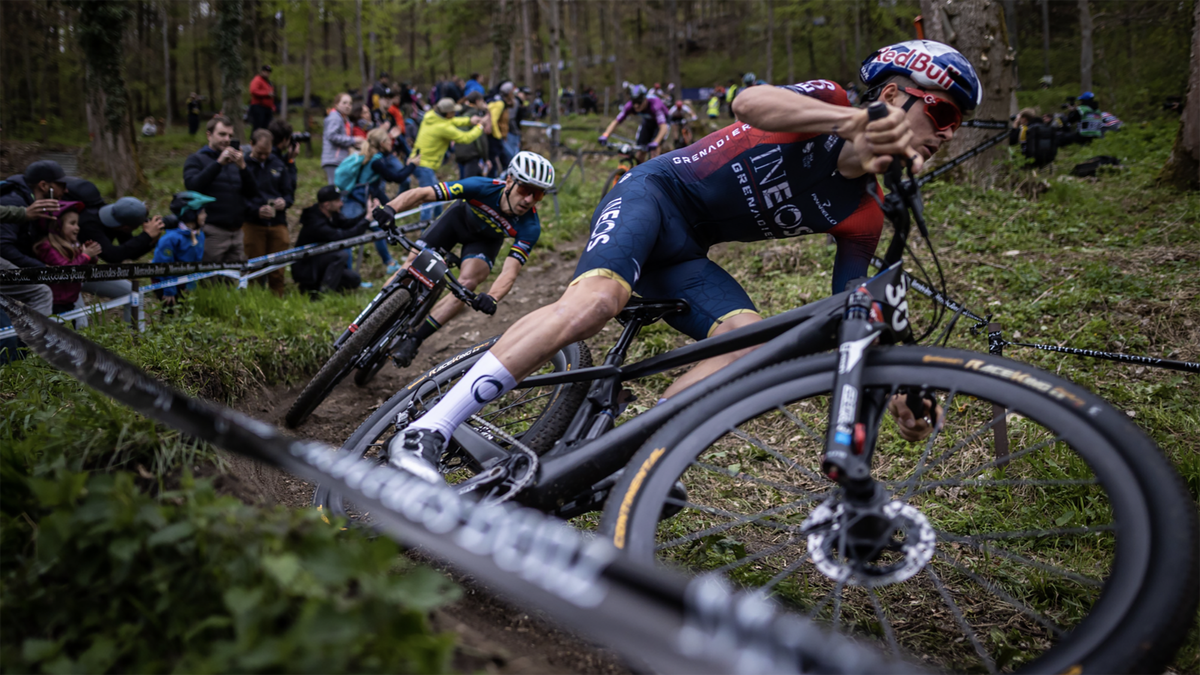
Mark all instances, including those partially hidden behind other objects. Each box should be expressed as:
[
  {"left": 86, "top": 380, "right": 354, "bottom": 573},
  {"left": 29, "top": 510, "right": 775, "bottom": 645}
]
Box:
[
  {"left": 1078, "top": 0, "right": 1093, "bottom": 92},
  {"left": 279, "top": 5, "right": 288, "bottom": 121},
  {"left": 609, "top": 0, "right": 622, "bottom": 89},
  {"left": 543, "top": 0, "right": 562, "bottom": 159},
  {"left": 522, "top": 0, "right": 535, "bottom": 88},
  {"left": 1160, "top": 0, "right": 1199, "bottom": 190},
  {"left": 355, "top": 0, "right": 368, "bottom": 99},
  {"left": 667, "top": 0, "right": 680, "bottom": 90},
  {"left": 918, "top": 0, "right": 1015, "bottom": 183},
  {"left": 161, "top": 0, "right": 172, "bottom": 129},
  {"left": 1040, "top": 0, "right": 1051, "bottom": 82},
  {"left": 215, "top": 0, "right": 245, "bottom": 140},
  {"left": 76, "top": 0, "right": 146, "bottom": 196},
  {"left": 765, "top": 0, "right": 774, "bottom": 84},
  {"left": 570, "top": 0, "right": 581, "bottom": 107},
  {"left": 303, "top": 3, "right": 313, "bottom": 116}
]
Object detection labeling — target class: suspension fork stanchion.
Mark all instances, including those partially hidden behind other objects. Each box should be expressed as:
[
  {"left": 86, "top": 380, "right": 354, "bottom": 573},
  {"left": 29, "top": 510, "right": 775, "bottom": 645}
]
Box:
[
  {"left": 822, "top": 288, "right": 883, "bottom": 503},
  {"left": 988, "top": 321, "right": 1011, "bottom": 466}
]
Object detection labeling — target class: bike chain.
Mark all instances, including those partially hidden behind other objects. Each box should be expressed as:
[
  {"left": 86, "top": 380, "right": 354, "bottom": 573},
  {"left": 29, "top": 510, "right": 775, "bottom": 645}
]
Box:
[{"left": 467, "top": 413, "right": 540, "bottom": 504}]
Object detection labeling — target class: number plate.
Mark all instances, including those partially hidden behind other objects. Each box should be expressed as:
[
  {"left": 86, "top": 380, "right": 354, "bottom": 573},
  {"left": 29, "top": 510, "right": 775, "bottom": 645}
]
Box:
[{"left": 409, "top": 248, "right": 449, "bottom": 289}]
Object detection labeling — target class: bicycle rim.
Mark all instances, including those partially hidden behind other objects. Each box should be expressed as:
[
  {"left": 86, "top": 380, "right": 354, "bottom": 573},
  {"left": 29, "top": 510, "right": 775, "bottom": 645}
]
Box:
[{"left": 603, "top": 348, "right": 1197, "bottom": 673}]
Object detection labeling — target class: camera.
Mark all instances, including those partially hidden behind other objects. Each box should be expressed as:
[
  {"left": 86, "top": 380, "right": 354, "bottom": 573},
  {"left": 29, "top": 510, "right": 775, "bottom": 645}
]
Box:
[{"left": 291, "top": 131, "right": 311, "bottom": 143}]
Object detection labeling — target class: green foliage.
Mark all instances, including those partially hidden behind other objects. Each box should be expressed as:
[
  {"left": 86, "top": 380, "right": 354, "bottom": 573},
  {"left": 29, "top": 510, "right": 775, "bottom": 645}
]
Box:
[{"left": 0, "top": 472, "right": 456, "bottom": 674}]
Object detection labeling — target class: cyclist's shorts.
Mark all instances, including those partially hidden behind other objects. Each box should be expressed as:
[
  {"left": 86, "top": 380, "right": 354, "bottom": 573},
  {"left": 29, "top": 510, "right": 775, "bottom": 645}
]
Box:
[
  {"left": 634, "top": 119, "right": 659, "bottom": 146},
  {"left": 416, "top": 200, "right": 505, "bottom": 269},
  {"left": 572, "top": 172, "right": 758, "bottom": 341}
]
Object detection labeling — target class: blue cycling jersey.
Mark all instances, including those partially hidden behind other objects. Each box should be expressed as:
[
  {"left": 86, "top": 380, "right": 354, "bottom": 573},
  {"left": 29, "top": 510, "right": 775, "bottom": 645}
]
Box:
[{"left": 431, "top": 177, "right": 541, "bottom": 264}]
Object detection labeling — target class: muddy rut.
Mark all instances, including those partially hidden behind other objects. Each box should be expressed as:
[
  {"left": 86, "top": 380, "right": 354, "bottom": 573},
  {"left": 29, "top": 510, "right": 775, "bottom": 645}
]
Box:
[{"left": 226, "top": 240, "right": 635, "bottom": 674}]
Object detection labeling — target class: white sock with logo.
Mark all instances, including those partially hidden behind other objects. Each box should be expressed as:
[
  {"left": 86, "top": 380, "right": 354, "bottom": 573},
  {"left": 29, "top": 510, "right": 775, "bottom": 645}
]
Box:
[{"left": 410, "top": 351, "right": 518, "bottom": 442}]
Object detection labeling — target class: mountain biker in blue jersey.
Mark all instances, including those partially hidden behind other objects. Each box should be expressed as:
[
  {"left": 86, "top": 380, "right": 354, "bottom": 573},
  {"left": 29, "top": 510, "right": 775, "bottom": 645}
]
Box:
[
  {"left": 374, "top": 151, "right": 556, "bottom": 367},
  {"left": 389, "top": 40, "right": 981, "bottom": 482},
  {"left": 599, "top": 84, "right": 671, "bottom": 161}
]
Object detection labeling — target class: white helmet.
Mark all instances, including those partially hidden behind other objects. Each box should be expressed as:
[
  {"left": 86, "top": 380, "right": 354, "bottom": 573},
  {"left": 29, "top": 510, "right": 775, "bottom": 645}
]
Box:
[{"left": 508, "top": 151, "right": 555, "bottom": 189}]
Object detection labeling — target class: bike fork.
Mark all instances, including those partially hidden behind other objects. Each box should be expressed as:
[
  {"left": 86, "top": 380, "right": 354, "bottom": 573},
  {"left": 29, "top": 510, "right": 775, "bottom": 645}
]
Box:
[{"left": 822, "top": 287, "right": 886, "bottom": 504}]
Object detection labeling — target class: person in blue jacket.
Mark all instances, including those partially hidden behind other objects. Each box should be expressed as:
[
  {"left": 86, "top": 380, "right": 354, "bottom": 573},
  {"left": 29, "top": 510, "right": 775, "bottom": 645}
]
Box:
[
  {"left": 153, "top": 191, "right": 214, "bottom": 308},
  {"left": 340, "top": 126, "right": 420, "bottom": 275}
]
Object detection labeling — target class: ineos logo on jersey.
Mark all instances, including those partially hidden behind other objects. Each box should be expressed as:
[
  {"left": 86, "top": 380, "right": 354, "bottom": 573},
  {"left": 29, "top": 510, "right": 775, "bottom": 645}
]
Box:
[
  {"left": 472, "top": 376, "right": 506, "bottom": 403},
  {"left": 587, "top": 198, "right": 621, "bottom": 251}
]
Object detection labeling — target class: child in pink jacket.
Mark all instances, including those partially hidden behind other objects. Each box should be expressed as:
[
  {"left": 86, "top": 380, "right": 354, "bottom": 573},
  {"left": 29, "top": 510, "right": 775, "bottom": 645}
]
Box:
[{"left": 33, "top": 201, "right": 102, "bottom": 314}]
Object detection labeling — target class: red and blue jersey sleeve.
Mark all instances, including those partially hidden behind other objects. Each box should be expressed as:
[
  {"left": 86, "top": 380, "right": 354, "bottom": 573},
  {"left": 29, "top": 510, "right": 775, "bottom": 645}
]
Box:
[
  {"left": 777, "top": 79, "right": 851, "bottom": 107},
  {"left": 508, "top": 213, "right": 541, "bottom": 265}
]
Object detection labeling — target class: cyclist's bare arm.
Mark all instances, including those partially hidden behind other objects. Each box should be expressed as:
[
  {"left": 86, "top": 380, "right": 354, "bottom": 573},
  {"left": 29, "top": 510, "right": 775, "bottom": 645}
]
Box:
[
  {"left": 483, "top": 257, "right": 523, "bottom": 302},
  {"left": 385, "top": 185, "right": 437, "bottom": 214},
  {"left": 601, "top": 118, "right": 621, "bottom": 138},
  {"left": 653, "top": 123, "right": 670, "bottom": 145}
]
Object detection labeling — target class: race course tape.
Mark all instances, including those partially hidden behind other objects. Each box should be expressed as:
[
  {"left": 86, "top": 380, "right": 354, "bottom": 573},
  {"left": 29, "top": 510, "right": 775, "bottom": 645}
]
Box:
[
  {"left": 0, "top": 293, "right": 911, "bottom": 675},
  {"left": 0, "top": 206, "right": 439, "bottom": 286}
]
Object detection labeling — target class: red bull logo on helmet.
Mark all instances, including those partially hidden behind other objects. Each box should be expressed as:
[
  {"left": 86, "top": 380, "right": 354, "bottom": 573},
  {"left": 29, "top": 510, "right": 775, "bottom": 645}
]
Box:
[{"left": 870, "top": 47, "right": 960, "bottom": 92}]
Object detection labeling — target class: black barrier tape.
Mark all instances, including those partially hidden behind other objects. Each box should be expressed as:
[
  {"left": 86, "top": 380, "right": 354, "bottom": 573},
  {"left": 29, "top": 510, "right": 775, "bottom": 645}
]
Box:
[
  {"left": 961, "top": 119, "right": 1011, "bottom": 130},
  {"left": 0, "top": 294, "right": 910, "bottom": 675},
  {"left": 917, "top": 129, "right": 1010, "bottom": 186},
  {"left": 1004, "top": 340, "right": 1200, "bottom": 374}
]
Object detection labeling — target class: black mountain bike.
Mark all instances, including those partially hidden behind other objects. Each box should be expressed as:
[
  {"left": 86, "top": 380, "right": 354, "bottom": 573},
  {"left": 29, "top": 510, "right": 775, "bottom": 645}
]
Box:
[
  {"left": 313, "top": 106, "right": 1198, "bottom": 672},
  {"left": 283, "top": 223, "right": 488, "bottom": 428},
  {"left": 599, "top": 134, "right": 646, "bottom": 198}
]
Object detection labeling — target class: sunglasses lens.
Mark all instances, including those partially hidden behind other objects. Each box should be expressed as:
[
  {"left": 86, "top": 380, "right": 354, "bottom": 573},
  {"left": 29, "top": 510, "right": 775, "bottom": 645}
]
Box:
[
  {"left": 517, "top": 183, "right": 546, "bottom": 200},
  {"left": 926, "top": 100, "right": 962, "bottom": 131}
]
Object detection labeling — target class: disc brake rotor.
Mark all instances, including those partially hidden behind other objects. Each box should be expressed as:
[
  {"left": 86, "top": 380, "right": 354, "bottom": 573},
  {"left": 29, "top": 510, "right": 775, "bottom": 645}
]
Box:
[{"left": 802, "top": 498, "right": 936, "bottom": 587}]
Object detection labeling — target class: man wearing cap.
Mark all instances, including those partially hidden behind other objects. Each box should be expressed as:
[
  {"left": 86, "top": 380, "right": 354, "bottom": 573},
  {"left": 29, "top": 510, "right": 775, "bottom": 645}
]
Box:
[
  {"left": 243, "top": 128, "right": 293, "bottom": 296},
  {"left": 0, "top": 206, "right": 54, "bottom": 318},
  {"left": 249, "top": 65, "right": 276, "bottom": 132},
  {"left": 293, "top": 186, "right": 371, "bottom": 295},
  {"left": 411, "top": 98, "right": 492, "bottom": 220},
  {"left": 0, "top": 160, "right": 68, "bottom": 269},
  {"left": 73, "top": 180, "right": 164, "bottom": 264},
  {"left": 184, "top": 114, "right": 257, "bottom": 265}
]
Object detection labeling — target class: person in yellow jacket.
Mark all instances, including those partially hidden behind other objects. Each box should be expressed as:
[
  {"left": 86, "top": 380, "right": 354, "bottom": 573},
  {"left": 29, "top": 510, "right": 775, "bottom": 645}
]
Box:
[
  {"left": 724, "top": 80, "right": 739, "bottom": 118},
  {"left": 487, "top": 82, "right": 517, "bottom": 178},
  {"left": 412, "top": 97, "right": 492, "bottom": 219}
]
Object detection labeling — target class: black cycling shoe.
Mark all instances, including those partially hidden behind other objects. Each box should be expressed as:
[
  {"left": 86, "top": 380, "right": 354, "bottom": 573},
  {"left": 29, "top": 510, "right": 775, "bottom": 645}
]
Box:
[
  {"left": 390, "top": 335, "right": 420, "bottom": 368},
  {"left": 386, "top": 427, "right": 446, "bottom": 483}
]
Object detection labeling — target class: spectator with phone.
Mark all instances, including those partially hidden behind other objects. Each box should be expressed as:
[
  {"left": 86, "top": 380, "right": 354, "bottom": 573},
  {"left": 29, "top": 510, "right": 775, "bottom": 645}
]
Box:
[
  {"left": 183, "top": 114, "right": 257, "bottom": 265},
  {"left": 243, "top": 128, "right": 293, "bottom": 296},
  {"left": 1, "top": 160, "right": 68, "bottom": 269}
]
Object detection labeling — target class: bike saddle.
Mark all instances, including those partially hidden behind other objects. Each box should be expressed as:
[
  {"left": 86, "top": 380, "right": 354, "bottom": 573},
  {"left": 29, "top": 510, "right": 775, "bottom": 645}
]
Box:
[{"left": 618, "top": 297, "right": 691, "bottom": 325}]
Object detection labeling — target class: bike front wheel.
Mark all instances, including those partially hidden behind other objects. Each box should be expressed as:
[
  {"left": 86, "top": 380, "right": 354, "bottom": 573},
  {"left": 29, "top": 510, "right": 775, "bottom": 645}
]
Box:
[
  {"left": 600, "top": 166, "right": 627, "bottom": 198},
  {"left": 284, "top": 289, "right": 411, "bottom": 428},
  {"left": 600, "top": 346, "right": 1198, "bottom": 674}
]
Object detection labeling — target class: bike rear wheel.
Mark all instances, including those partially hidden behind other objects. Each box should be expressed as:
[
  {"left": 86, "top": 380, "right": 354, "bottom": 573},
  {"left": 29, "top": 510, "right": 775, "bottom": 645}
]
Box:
[
  {"left": 313, "top": 337, "right": 592, "bottom": 520},
  {"left": 284, "top": 289, "right": 412, "bottom": 428},
  {"left": 600, "top": 346, "right": 1198, "bottom": 673}
]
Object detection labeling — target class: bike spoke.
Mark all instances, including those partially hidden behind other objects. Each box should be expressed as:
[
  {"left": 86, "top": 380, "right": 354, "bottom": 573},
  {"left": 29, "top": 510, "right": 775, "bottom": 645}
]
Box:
[
  {"left": 911, "top": 434, "right": 1064, "bottom": 496},
  {"left": 481, "top": 391, "right": 552, "bottom": 419},
  {"left": 937, "top": 524, "right": 1114, "bottom": 542},
  {"left": 937, "top": 530, "right": 1103, "bottom": 588},
  {"left": 762, "top": 549, "right": 813, "bottom": 593},
  {"left": 805, "top": 582, "right": 842, "bottom": 621},
  {"left": 776, "top": 404, "right": 823, "bottom": 445},
  {"left": 711, "top": 537, "right": 803, "bottom": 575},
  {"left": 730, "top": 427, "right": 826, "bottom": 484},
  {"left": 911, "top": 477, "right": 1097, "bottom": 490},
  {"left": 867, "top": 586, "right": 901, "bottom": 659},
  {"left": 891, "top": 412, "right": 1008, "bottom": 491},
  {"left": 926, "top": 566, "right": 997, "bottom": 674},
  {"left": 655, "top": 498, "right": 816, "bottom": 551},
  {"left": 900, "top": 389, "right": 958, "bottom": 501},
  {"left": 693, "top": 461, "right": 826, "bottom": 499},
  {"left": 934, "top": 549, "right": 1065, "bottom": 637}
]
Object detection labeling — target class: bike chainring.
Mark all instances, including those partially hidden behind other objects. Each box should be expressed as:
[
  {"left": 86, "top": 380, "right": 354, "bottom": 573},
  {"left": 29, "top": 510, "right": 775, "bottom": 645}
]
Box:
[
  {"left": 460, "top": 413, "right": 539, "bottom": 505},
  {"left": 801, "top": 495, "right": 936, "bottom": 587}
]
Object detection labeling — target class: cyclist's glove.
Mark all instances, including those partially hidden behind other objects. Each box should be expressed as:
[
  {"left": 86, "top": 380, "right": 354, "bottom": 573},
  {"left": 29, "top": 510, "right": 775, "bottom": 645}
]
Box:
[
  {"left": 471, "top": 293, "right": 498, "bottom": 315},
  {"left": 373, "top": 205, "right": 396, "bottom": 228},
  {"left": 598, "top": 135, "right": 608, "bottom": 146},
  {"left": 647, "top": 141, "right": 659, "bottom": 149}
]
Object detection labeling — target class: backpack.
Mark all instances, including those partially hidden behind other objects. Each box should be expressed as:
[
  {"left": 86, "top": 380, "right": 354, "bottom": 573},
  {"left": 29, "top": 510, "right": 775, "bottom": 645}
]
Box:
[
  {"left": 1071, "top": 155, "right": 1121, "bottom": 178},
  {"left": 333, "top": 153, "right": 379, "bottom": 201},
  {"left": 1023, "top": 123, "right": 1058, "bottom": 168},
  {"left": 454, "top": 135, "right": 486, "bottom": 163}
]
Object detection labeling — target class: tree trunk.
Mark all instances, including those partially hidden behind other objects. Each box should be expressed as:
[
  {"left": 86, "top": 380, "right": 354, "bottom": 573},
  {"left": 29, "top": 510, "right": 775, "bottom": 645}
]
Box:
[
  {"left": 355, "top": 0, "right": 367, "bottom": 100},
  {"left": 1078, "top": 0, "right": 1093, "bottom": 93},
  {"left": 786, "top": 19, "right": 794, "bottom": 83},
  {"left": 162, "top": 1, "right": 172, "bottom": 129},
  {"left": 1002, "top": 0, "right": 1018, "bottom": 88},
  {"left": 78, "top": 0, "right": 146, "bottom": 197},
  {"left": 1041, "top": 0, "right": 1051, "bottom": 81},
  {"left": 570, "top": 0, "right": 581, "bottom": 107},
  {"left": 544, "top": 0, "right": 562, "bottom": 158},
  {"left": 853, "top": 0, "right": 861, "bottom": 64},
  {"left": 408, "top": 2, "right": 416, "bottom": 77},
  {"left": 303, "top": 3, "right": 312, "bottom": 117},
  {"left": 609, "top": 0, "right": 622, "bottom": 88},
  {"left": 1159, "top": 0, "right": 1199, "bottom": 190},
  {"left": 279, "top": 6, "right": 288, "bottom": 121},
  {"left": 918, "top": 0, "right": 1015, "bottom": 184},
  {"left": 491, "top": 0, "right": 508, "bottom": 87},
  {"left": 806, "top": 9, "right": 817, "bottom": 76},
  {"left": 522, "top": 0, "right": 535, "bottom": 90},
  {"left": 765, "top": 0, "right": 773, "bottom": 84},
  {"left": 215, "top": 0, "right": 244, "bottom": 140},
  {"left": 666, "top": 0, "right": 680, "bottom": 89}
]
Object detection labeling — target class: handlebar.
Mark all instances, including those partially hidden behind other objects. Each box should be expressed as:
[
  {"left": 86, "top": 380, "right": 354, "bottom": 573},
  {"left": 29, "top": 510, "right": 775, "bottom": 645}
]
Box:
[
  {"left": 866, "top": 102, "right": 929, "bottom": 269},
  {"left": 371, "top": 209, "right": 480, "bottom": 307}
]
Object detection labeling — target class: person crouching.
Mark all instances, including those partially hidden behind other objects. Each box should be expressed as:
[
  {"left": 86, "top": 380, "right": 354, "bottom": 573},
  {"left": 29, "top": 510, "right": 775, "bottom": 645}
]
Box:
[
  {"left": 153, "top": 191, "right": 214, "bottom": 309},
  {"left": 293, "top": 186, "right": 370, "bottom": 297}
]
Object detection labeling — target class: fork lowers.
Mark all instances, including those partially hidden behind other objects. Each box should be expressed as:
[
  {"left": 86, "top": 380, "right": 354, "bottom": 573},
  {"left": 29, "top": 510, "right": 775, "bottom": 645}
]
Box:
[{"left": 822, "top": 288, "right": 882, "bottom": 503}]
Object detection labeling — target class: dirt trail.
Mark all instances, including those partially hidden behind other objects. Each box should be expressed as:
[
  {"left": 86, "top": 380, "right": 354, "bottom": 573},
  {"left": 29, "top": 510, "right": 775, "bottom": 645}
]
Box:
[{"left": 229, "top": 240, "right": 634, "bottom": 674}]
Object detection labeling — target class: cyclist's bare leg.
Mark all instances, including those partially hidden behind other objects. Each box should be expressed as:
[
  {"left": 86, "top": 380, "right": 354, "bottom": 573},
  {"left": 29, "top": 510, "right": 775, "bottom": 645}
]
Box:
[
  {"left": 426, "top": 257, "right": 490, "bottom": 326},
  {"left": 490, "top": 276, "right": 630, "bottom": 379},
  {"left": 660, "top": 312, "right": 762, "bottom": 399}
]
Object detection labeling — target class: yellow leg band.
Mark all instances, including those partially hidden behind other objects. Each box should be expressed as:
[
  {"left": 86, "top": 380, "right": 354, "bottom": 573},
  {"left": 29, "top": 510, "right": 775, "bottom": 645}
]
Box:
[
  {"left": 569, "top": 269, "right": 632, "bottom": 294},
  {"left": 707, "top": 309, "right": 762, "bottom": 338}
]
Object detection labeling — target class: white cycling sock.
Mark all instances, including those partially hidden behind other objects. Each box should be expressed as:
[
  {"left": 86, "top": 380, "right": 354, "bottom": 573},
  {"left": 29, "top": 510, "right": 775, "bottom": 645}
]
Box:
[{"left": 411, "top": 351, "right": 518, "bottom": 442}]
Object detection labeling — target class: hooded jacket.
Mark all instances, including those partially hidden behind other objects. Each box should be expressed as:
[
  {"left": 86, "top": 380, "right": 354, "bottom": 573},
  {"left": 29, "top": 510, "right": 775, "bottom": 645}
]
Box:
[
  {"left": 1, "top": 176, "right": 45, "bottom": 267},
  {"left": 151, "top": 226, "right": 207, "bottom": 297}
]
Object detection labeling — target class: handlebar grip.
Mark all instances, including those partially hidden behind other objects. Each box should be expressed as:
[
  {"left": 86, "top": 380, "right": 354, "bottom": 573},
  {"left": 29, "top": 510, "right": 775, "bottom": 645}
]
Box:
[{"left": 867, "top": 102, "right": 889, "bottom": 122}]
